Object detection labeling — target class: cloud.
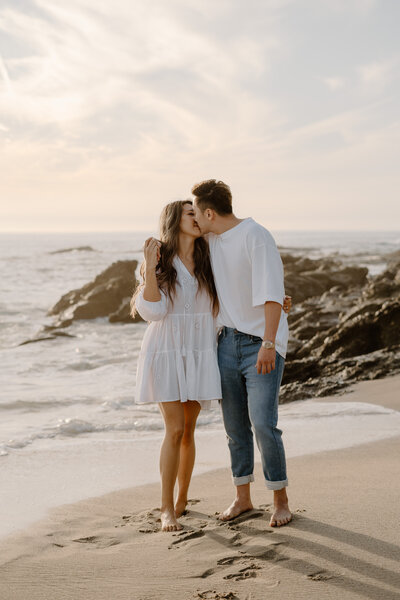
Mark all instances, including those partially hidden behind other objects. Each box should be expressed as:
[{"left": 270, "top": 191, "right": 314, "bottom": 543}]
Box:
[
  {"left": 322, "top": 77, "right": 345, "bottom": 91},
  {"left": 358, "top": 59, "right": 396, "bottom": 89},
  {"left": 0, "top": 0, "right": 289, "bottom": 181},
  {"left": 311, "top": 0, "right": 377, "bottom": 15},
  {"left": 0, "top": 53, "right": 12, "bottom": 91}
]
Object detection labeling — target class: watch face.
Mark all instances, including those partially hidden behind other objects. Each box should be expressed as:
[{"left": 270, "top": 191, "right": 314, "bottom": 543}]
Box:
[{"left": 262, "top": 341, "right": 274, "bottom": 349}]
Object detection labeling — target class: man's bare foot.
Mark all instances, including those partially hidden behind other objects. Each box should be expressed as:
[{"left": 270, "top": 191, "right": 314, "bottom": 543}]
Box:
[
  {"left": 269, "top": 505, "right": 292, "bottom": 527},
  {"left": 161, "top": 507, "right": 183, "bottom": 532},
  {"left": 174, "top": 497, "right": 187, "bottom": 518},
  {"left": 269, "top": 489, "right": 292, "bottom": 527},
  {"left": 218, "top": 498, "right": 253, "bottom": 521}
]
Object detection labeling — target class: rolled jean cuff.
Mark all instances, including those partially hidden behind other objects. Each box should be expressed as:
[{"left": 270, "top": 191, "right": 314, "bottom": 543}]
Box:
[
  {"left": 265, "top": 478, "right": 288, "bottom": 491},
  {"left": 233, "top": 474, "right": 255, "bottom": 486}
]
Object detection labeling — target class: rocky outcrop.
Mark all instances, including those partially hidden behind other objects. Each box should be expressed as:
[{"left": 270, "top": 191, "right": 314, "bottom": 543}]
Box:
[
  {"left": 318, "top": 301, "right": 400, "bottom": 359},
  {"left": 49, "top": 246, "right": 97, "bottom": 254},
  {"left": 48, "top": 260, "right": 140, "bottom": 323},
  {"left": 19, "top": 260, "right": 141, "bottom": 345},
  {"left": 282, "top": 254, "right": 368, "bottom": 303},
  {"left": 280, "top": 347, "right": 400, "bottom": 402},
  {"left": 280, "top": 256, "right": 400, "bottom": 402}
]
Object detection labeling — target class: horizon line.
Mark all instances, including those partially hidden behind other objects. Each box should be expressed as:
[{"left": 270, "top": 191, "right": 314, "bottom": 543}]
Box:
[{"left": 1, "top": 228, "right": 399, "bottom": 235}]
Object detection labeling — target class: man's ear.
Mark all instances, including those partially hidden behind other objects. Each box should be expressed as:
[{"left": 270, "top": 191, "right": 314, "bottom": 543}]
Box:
[{"left": 205, "top": 208, "right": 214, "bottom": 221}]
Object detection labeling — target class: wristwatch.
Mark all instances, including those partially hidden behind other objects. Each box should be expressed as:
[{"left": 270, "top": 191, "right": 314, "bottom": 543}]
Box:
[{"left": 261, "top": 339, "right": 275, "bottom": 350}]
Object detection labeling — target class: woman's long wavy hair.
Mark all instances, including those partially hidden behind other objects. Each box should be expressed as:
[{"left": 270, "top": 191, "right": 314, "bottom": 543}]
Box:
[{"left": 131, "top": 200, "right": 219, "bottom": 318}]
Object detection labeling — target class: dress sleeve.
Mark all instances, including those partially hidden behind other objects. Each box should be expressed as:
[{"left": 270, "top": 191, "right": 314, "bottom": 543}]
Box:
[
  {"left": 135, "top": 288, "right": 168, "bottom": 322},
  {"left": 251, "top": 239, "right": 285, "bottom": 308}
]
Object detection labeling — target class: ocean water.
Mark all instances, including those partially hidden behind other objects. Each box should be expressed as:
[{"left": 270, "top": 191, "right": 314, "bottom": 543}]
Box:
[{"left": 0, "top": 230, "right": 399, "bottom": 458}]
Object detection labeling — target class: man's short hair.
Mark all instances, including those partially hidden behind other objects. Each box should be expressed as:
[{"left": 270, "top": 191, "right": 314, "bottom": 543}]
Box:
[{"left": 191, "top": 179, "right": 232, "bottom": 215}]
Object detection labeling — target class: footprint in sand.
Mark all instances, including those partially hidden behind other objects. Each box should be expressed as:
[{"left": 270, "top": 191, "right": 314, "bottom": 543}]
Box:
[
  {"left": 306, "top": 570, "right": 334, "bottom": 581},
  {"left": 196, "top": 592, "right": 238, "bottom": 599},
  {"left": 195, "top": 556, "right": 244, "bottom": 579},
  {"left": 171, "top": 529, "right": 205, "bottom": 545},
  {"left": 119, "top": 510, "right": 159, "bottom": 533},
  {"left": 196, "top": 568, "right": 216, "bottom": 579},
  {"left": 72, "top": 535, "right": 120, "bottom": 548},
  {"left": 217, "top": 556, "right": 243, "bottom": 566},
  {"left": 223, "top": 562, "right": 261, "bottom": 581},
  {"left": 179, "top": 498, "right": 202, "bottom": 516},
  {"left": 218, "top": 509, "right": 265, "bottom": 526},
  {"left": 187, "top": 498, "right": 201, "bottom": 506}
]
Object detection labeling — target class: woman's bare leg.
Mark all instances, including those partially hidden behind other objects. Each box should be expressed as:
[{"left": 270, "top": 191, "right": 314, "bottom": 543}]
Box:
[
  {"left": 158, "top": 401, "right": 185, "bottom": 531},
  {"left": 175, "top": 400, "right": 201, "bottom": 517}
]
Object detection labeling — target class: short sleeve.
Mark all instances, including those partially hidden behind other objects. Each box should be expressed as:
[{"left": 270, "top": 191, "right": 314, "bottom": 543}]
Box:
[
  {"left": 135, "top": 288, "right": 168, "bottom": 322},
  {"left": 250, "top": 233, "right": 285, "bottom": 308}
]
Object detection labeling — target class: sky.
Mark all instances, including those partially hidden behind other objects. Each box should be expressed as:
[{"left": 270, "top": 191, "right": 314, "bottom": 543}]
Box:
[{"left": 0, "top": 0, "right": 399, "bottom": 232}]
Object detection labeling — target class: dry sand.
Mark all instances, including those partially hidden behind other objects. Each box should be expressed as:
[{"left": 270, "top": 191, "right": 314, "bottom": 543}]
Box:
[
  {"left": 1, "top": 376, "right": 399, "bottom": 600},
  {"left": 319, "top": 373, "right": 400, "bottom": 411}
]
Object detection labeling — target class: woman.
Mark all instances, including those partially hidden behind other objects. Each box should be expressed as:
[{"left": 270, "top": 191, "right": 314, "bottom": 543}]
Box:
[
  {"left": 131, "top": 200, "right": 291, "bottom": 532},
  {"left": 131, "top": 200, "right": 221, "bottom": 532}
]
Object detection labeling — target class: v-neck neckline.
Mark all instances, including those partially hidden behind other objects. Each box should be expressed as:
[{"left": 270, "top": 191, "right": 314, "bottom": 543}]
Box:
[{"left": 176, "top": 256, "right": 195, "bottom": 279}]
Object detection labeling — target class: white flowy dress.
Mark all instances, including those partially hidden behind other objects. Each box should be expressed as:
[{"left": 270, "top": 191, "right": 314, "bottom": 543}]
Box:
[{"left": 135, "top": 256, "right": 222, "bottom": 408}]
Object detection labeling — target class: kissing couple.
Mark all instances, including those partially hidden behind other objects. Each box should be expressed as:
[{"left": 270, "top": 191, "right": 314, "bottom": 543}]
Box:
[{"left": 131, "top": 179, "right": 292, "bottom": 532}]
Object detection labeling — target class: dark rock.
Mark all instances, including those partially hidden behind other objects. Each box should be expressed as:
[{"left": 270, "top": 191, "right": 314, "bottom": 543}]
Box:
[
  {"left": 49, "top": 246, "right": 97, "bottom": 254},
  {"left": 48, "top": 260, "right": 139, "bottom": 322},
  {"left": 386, "top": 249, "right": 400, "bottom": 266},
  {"left": 362, "top": 277, "right": 400, "bottom": 301},
  {"left": 339, "top": 302, "right": 381, "bottom": 324},
  {"left": 319, "top": 301, "right": 400, "bottom": 359},
  {"left": 286, "top": 337, "right": 302, "bottom": 355},
  {"left": 292, "top": 323, "right": 325, "bottom": 341},
  {"left": 42, "top": 319, "right": 74, "bottom": 332},
  {"left": 109, "top": 297, "right": 143, "bottom": 324},
  {"left": 21, "top": 260, "right": 144, "bottom": 345},
  {"left": 281, "top": 357, "right": 322, "bottom": 384},
  {"left": 280, "top": 346, "right": 400, "bottom": 403},
  {"left": 19, "top": 336, "right": 61, "bottom": 346},
  {"left": 281, "top": 249, "right": 400, "bottom": 402},
  {"left": 282, "top": 253, "right": 368, "bottom": 303},
  {"left": 18, "top": 332, "right": 76, "bottom": 346}
]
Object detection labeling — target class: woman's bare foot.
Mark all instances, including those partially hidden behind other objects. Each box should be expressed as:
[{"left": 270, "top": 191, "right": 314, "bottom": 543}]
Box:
[
  {"left": 218, "top": 498, "right": 253, "bottom": 521},
  {"left": 269, "top": 488, "right": 292, "bottom": 527},
  {"left": 161, "top": 507, "right": 183, "bottom": 532},
  {"left": 174, "top": 497, "right": 188, "bottom": 518}
]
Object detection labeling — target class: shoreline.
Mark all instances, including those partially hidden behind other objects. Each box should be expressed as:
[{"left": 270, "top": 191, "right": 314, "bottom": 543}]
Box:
[
  {"left": 0, "top": 375, "right": 399, "bottom": 599},
  {"left": 1, "top": 374, "right": 399, "bottom": 543}
]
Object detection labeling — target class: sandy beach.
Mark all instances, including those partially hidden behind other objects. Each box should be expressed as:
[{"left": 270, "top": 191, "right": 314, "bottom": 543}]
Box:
[{"left": 1, "top": 375, "right": 399, "bottom": 600}]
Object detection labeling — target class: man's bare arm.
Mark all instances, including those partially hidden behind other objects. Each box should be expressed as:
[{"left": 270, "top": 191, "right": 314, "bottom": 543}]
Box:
[{"left": 255, "top": 301, "right": 282, "bottom": 375}]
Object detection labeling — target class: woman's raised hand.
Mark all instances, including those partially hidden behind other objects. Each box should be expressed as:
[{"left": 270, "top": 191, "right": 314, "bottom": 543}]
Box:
[{"left": 143, "top": 237, "right": 161, "bottom": 270}]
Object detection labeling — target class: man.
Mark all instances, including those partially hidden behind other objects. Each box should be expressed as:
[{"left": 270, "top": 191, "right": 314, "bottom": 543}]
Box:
[{"left": 192, "top": 179, "right": 292, "bottom": 527}]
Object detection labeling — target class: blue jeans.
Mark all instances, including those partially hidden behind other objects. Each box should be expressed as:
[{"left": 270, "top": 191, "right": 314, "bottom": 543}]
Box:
[{"left": 217, "top": 327, "right": 288, "bottom": 490}]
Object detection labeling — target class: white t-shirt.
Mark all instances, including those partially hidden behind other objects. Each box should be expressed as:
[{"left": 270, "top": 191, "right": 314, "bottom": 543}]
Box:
[{"left": 208, "top": 217, "right": 289, "bottom": 358}]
